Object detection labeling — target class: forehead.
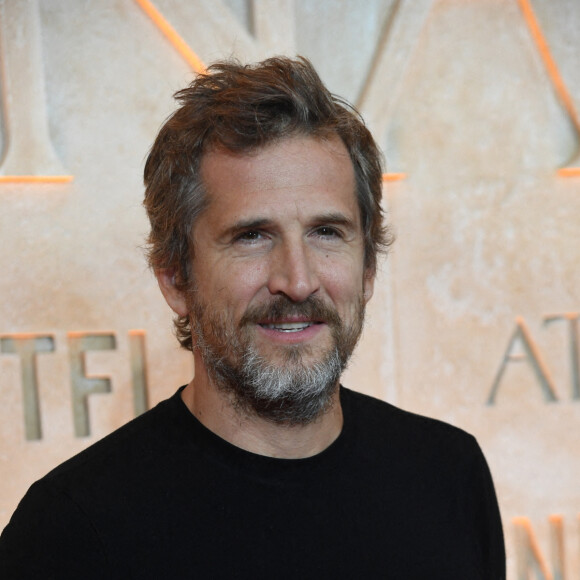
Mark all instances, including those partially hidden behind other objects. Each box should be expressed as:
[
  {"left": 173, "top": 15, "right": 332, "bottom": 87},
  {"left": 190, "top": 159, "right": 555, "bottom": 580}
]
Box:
[{"left": 198, "top": 135, "right": 359, "bottom": 223}]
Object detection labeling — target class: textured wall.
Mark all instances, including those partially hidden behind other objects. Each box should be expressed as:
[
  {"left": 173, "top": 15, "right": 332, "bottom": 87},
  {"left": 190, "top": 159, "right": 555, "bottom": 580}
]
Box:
[{"left": 1, "top": 1, "right": 579, "bottom": 577}]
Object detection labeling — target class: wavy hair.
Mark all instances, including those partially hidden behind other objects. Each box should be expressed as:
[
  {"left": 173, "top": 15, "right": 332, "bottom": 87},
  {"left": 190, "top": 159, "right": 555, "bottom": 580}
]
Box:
[{"left": 143, "top": 56, "right": 393, "bottom": 350}]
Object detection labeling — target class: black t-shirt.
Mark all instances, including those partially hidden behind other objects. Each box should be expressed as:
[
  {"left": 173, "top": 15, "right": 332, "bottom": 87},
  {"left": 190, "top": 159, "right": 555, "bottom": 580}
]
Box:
[{"left": 0, "top": 387, "right": 505, "bottom": 579}]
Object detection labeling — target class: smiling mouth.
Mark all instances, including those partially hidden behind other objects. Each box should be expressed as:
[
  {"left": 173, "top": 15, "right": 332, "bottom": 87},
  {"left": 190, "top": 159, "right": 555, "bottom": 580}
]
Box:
[{"left": 259, "top": 321, "right": 321, "bottom": 333}]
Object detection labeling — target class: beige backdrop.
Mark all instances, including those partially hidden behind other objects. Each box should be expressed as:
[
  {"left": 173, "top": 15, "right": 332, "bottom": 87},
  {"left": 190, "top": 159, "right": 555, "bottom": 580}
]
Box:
[{"left": 1, "top": 1, "right": 579, "bottom": 578}]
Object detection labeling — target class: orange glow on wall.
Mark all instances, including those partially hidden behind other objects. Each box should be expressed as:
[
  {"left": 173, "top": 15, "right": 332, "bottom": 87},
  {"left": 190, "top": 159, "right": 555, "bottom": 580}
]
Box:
[
  {"left": 517, "top": 0, "right": 580, "bottom": 177},
  {"left": 557, "top": 167, "right": 580, "bottom": 177},
  {"left": 382, "top": 173, "right": 406, "bottom": 182},
  {"left": 0, "top": 175, "right": 73, "bottom": 184},
  {"left": 66, "top": 331, "right": 116, "bottom": 338},
  {"left": 0, "top": 332, "right": 52, "bottom": 340},
  {"left": 134, "top": 0, "right": 206, "bottom": 74},
  {"left": 128, "top": 329, "right": 146, "bottom": 337}
]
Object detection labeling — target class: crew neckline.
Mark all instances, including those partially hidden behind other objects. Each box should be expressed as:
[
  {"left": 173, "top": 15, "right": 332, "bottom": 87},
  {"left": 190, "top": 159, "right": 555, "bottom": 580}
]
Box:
[{"left": 168, "top": 385, "right": 352, "bottom": 479}]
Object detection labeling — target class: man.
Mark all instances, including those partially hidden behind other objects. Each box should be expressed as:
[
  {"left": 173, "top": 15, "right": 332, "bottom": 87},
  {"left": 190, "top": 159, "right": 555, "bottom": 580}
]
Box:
[{"left": 0, "top": 57, "right": 505, "bottom": 578}]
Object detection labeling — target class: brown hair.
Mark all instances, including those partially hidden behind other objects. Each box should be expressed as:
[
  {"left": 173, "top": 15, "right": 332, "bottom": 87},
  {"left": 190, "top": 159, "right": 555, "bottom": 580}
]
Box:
[{"left": 143, "top": 56, "right": 393, "bottom": 350}]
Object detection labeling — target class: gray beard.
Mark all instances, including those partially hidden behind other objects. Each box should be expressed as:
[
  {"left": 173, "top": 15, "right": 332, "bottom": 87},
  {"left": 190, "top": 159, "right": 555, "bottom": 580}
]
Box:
[
  {"left": 190, "top": 295, "right": 364, "bottom": 425},
  {"left": 203, "top": 339, "right": 343, "bottom": 424}
]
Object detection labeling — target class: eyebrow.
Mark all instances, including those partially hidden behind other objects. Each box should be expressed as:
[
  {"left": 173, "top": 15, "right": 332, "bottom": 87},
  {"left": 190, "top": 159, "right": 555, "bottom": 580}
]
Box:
[
  {"left": 311, "top": 212, "right": 357, "bottom": 229},
  {"left": 238, "top": 217, "right": 274, "bottom": 229},
  {"left": 226, "top": 217, "right": 271, "bottom": 233}
]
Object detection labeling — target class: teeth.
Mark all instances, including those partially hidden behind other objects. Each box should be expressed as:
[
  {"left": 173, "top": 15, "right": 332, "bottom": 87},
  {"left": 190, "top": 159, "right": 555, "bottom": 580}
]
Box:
[{"left": 263, "top": 322, "right": 312, "bottom": 332}]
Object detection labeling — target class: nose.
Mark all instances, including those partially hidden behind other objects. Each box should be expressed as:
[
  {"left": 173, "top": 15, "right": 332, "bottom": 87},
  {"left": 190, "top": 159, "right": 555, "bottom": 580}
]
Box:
[{"left": 267, "top": 240, "right": 320, "bottom": 302}]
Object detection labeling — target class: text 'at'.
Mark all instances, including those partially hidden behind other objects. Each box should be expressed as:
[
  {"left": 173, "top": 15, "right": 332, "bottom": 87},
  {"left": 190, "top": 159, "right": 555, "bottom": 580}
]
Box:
[{"left": 488, "top": 313, "right": 580, "bottom": 405}]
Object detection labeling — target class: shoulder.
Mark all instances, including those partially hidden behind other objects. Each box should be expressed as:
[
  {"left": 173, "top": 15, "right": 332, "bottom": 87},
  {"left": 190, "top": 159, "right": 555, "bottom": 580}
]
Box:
[
  {"left": 340, "top": 386, "right": 499, "bottom": 513},
  {"left": 342, "top": 386, "right": 476, "bottom": 439},
  {"left": 340, "top": 386, "right": 483, "bottom": 467},
  {"left": 0, "top": 388, "right": 193, "bottom": 577},
  {"left": 340, "top": 388, "right": 506, "bottom": 577},
  {"left": 41, "top": 387, "right": 189, "bottom": 493}
]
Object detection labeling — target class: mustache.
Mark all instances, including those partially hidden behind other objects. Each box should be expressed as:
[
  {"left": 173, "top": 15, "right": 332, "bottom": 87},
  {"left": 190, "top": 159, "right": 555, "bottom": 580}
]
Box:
[{"left": 240, "top": 295, "right": 341, "bottom": 327}]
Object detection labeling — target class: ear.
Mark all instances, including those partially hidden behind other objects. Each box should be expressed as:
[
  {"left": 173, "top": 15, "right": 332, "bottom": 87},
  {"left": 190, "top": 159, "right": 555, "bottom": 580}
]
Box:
[
  {"left": 363, "top": 268, "right": 375, "bottom": 304},
  {"left": 156, "top": 268, "right": 189, "bottom": 317}
]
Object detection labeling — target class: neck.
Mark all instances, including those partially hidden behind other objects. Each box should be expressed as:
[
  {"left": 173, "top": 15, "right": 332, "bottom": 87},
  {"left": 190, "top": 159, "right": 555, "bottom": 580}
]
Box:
[{"left": 181, "top": 364, "right": 343, "bottom": 459}]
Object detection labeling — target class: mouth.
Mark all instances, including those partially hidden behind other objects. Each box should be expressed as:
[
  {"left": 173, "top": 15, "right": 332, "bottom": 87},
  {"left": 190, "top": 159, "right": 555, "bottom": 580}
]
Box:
[{"left": 259, "top": 321, "right": 321, "bottom": 333}]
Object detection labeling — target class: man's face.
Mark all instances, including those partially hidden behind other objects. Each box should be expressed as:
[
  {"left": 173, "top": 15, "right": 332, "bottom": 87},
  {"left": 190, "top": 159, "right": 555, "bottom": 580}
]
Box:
[{"left": 170, "top": 135, "right": 374, "bottom": 423}]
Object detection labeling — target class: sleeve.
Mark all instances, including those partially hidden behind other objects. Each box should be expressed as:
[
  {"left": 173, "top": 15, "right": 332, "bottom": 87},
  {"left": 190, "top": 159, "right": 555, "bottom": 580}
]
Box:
[
  {"left": 470, "top": 439, "right": 506, "bottom": 580},
  {"left": 0, "top": 480, "right": 112, "bottom": 580}
]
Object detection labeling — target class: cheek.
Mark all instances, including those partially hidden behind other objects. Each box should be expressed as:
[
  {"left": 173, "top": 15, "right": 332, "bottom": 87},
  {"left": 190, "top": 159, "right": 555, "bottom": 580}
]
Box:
[
  {"left": 320, "top": 259, "right": 366, "bottom": 303},
  {"left": 207, "top": 261, "right": 270, "bottom": 312},
  {"left": 238, "top": 260, "right": 269, "bottom": 286}
]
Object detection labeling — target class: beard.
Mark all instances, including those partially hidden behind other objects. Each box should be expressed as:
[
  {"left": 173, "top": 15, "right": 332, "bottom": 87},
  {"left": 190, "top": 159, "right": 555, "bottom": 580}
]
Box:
[{"left": 188, "top": 293, "right": 366, "bottom": 425}]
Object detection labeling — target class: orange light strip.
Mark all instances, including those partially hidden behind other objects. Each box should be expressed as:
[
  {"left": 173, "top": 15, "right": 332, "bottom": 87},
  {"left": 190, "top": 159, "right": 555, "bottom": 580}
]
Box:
[
  {"left": 557, "top": 167, "right": 580, "bottom": 177},
  {"left": 0, "top": 175, "right": 73, "bottom": 183},
  {"left": 517, "top": 0, "right": 580, "bottom": 177},
  {"left": 0, "top": 332, "right": 54, "bottom": 340},
  {"left": 134, "top": 0, "right": 206, "bottom": 74},
  {"left": 67, "top": 331, "right": 116, "bottom": 338},
  {"left": 128, "top": 329, "right": 146, "bottom": 337},
  {"left": 517, "top": 0, "right": 579, "bottom": 129},
  {"left": 382, "top": 173, "right": 406, "bottom": 182}
]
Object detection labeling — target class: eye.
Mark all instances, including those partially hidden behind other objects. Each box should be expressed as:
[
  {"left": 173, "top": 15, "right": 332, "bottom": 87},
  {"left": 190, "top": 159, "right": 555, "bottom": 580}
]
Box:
[
  {"left": 314, "top": 226, "right": 341, "bottom": 238},
  {"left": 240, "top": 231, "right": 260, "bottom": 240},
  {"left": 234, "top": 230, "right": 265, "bottom": 244}
]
